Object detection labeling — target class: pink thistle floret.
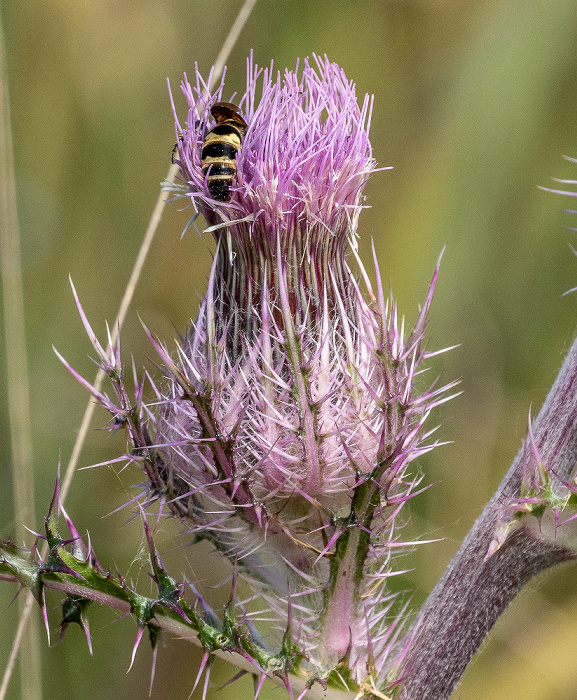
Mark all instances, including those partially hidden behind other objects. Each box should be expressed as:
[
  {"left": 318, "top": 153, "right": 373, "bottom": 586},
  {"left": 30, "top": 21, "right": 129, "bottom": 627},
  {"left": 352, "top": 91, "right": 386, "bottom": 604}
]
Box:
[
  {"left": 78, "top": 56, "right": 457, "bottom": 693},
  {"left": 171, "top": 55, "right": 378, "bottom": 246}
]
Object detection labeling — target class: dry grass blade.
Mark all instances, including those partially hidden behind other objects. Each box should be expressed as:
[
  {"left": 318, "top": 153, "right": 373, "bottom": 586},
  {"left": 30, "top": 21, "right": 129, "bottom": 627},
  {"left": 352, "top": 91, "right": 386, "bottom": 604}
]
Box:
[
  {"left": 0, "top": 14, "right": 43, "bottom": 700},
  {"left": 210, "top": 0, "right": 258, "bottom": 92}
]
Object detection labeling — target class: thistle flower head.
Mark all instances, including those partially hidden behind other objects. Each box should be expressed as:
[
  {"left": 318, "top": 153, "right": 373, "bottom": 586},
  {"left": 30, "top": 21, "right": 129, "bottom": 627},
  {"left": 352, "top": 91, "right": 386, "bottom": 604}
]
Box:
[
  {"left": 173, "top": 54, "right": 375, "bottom": 238},
  {"left": 79, "top": 56, "right": 456, "bottom": 695},
  {"left": 170, "top": 55, "right": 379, "bottom": 319}
]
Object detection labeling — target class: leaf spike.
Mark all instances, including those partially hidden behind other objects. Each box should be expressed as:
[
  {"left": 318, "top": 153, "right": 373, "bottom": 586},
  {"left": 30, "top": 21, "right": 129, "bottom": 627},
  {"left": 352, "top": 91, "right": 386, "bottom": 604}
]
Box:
[
  {"left": 127, "top": 624, "right": 145, "bottom": 673},
  {"left": 148, "top": 623, "right": 161, "bottom": 696},
  {"left": 217, "top": 669, "right": 248, "bottom": 691},
  {"left": 201, "top": 655, "right": 216, "bottom": 700},
  {"left": 149, "top": 644, "right": 158, "bottom": 697},
  {"left": 83, "top": 616, "right": 93, "bottom": 656},
  {"left": 253, "top": 673, "right": 267, "bottom": 699},
  {"left": 45, "top": 467, "right": 62, "bottom": 547},
  {"left": 282, "top": 674, "right": 295, "bottom": 700},
  {"left": 41, "top": 587, "right": 51, "bottom": 646},
  {"left": 409, "top": 245, "right": 445, "bottom": 348},
  {"left": 69, "top": 275, "right": 109, "bottom": 361},
  {"left": 60, "top": 503, "right": 90, "bottom": 563},
  {"left": 190, "top": 651, "right": 211, "bottom": 696}
]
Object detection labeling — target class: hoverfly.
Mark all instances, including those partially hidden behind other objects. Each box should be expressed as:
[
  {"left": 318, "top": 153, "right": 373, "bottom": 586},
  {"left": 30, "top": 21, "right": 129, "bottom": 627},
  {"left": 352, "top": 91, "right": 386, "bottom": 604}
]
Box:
[{"left": 201, "top": 102, "right": 248, "bottom": 201}]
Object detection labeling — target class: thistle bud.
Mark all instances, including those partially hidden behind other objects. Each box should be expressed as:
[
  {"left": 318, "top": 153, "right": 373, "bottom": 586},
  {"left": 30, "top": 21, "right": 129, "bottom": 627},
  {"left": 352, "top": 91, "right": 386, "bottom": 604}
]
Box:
[{"left": 86, "top": 55, "right": 456, "bottom": 694}]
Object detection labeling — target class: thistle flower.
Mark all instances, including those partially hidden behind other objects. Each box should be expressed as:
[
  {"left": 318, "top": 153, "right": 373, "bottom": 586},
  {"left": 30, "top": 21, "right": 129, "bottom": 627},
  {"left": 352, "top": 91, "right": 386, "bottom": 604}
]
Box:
[{"left": 70, "top": 55, "right": 457, "bottom": 696}]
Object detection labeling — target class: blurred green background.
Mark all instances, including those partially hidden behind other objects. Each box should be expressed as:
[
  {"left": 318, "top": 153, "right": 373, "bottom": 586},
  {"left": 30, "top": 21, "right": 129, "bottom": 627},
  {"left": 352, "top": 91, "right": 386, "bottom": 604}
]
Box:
[{"left": 2, "top": 0, "right": 577, "bottom": 698}]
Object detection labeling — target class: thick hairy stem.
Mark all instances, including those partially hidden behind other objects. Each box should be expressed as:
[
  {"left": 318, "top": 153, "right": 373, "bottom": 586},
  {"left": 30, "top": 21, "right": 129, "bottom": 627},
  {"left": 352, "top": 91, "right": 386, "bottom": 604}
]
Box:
[{"left": 397, "top": 336, "right": 577, "bottom": 700}]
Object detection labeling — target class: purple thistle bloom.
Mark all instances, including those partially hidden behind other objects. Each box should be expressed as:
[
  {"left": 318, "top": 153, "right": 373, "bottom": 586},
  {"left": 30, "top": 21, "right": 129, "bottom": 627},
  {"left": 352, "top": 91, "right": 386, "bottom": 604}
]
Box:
[{"left": 74, "top": 55, "right": 457, "bottom": 694}]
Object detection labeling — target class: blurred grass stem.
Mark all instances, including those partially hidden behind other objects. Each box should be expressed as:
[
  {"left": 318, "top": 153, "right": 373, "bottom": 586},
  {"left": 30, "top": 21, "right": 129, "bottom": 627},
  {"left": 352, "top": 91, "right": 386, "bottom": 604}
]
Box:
[
  {"left": 0, "top": 0, "right": 257, "bottom": 697},
  {"left": 0, "top": 13, "right": 42, "bottom": 700},
  {"left": 210, "top": 0, "right": 257, "bottom": 90}
]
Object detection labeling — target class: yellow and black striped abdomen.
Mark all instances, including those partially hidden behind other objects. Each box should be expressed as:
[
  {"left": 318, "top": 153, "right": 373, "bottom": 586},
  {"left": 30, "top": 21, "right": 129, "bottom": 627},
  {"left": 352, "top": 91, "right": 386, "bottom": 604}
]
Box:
[{"left": 201, "top": 124, "right": 243, "bottom": 201}]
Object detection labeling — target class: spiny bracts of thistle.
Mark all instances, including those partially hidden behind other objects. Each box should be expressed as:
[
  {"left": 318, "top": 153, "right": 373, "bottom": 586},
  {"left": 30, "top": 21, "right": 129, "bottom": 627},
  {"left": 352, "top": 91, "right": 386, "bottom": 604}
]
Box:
[{"left": 67, "top": 55, "right": 459, "bottom": 697}]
